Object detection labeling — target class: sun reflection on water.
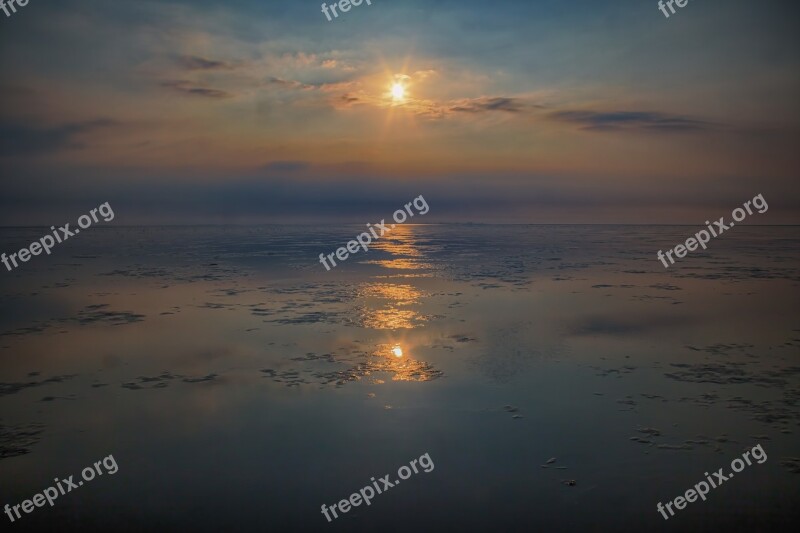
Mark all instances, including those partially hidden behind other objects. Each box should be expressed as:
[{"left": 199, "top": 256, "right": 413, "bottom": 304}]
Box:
[
  {"left": 365, "top": 343, "right": 442, "bottom": 382},
  {"left": 363, "top": 224, "right": 434, "bottom": 271},
  {"left": 355, "top": 282, "right": 432, "bottom": 330}
]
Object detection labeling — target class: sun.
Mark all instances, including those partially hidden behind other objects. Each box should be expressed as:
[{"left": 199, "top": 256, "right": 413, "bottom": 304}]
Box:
[
  {"left": 391, "top": 345, "right": 404, "bottom": 357},
  {"left": 391, "top": 83, "right": 405, "bottom": 101}
]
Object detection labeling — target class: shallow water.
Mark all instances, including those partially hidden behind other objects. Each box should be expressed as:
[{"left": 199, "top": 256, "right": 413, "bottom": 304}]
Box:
[{"left": 0, "top": 225, "right": 798, "bottom": 531}]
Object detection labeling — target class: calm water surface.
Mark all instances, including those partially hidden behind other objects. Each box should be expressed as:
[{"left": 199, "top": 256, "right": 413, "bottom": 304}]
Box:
[{"left": 1, "top": 225, "right": 798, "bottom": 531}]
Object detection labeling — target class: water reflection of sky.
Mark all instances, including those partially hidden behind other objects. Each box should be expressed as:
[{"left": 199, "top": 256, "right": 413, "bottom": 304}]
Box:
[{"left": 0, "top": 225, "right": 799, "bottom": 531}]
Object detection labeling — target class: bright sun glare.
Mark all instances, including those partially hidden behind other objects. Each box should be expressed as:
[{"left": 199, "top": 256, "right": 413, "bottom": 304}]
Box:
[
  {"left": 392, "top": 346, "right": 404, "bottom": 357},
  {"left": 391, "top": 83, "right": 405, "bottom": 101}
]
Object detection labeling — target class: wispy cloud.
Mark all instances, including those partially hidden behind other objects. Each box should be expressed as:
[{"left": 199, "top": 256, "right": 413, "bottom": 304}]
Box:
[
  {"left": 0, "top": 119, "right": 116, "bottom": 156},
  {"left": 266, "top": 77, "right": 314, "bottom": 90},
  {"left": 450, "top": 97, "right": 527, "bottom": 114},
  {"left": 176, "top": 55, "right": 235, "bottom": 71},
  {"left": 549, "top": 110, "right": 714, "bottom": 133},
  {"left": 160, "top": 80, "right": 232, "bottom": 99}
]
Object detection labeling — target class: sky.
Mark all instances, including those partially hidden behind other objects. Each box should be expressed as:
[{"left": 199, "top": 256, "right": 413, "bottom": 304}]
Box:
[{"left": 0, "top": 0, "right": 798, "bottom": 224}]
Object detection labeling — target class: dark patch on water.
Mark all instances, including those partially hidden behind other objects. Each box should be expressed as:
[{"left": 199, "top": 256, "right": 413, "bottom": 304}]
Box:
[
  {"left": 0, "top": 374, "right": 77, "bottom": 397},
  {"left": 74, "top": 305, "right": 145, "bottom": 325},
  {"left": 0, "top": 422, "right": 44, "bottom": 459},
  {"left": 121, "top": 372, "right": 219, "bottom": 390}
]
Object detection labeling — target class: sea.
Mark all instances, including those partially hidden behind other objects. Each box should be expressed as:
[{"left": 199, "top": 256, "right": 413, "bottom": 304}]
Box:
[{"left": 1, "top": 224, "right": 798, "bottom": 531}]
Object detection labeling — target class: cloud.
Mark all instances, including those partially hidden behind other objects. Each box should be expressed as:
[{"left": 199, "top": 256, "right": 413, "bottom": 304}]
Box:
[
  {"left": 450, "top": 97, "right": 526, "bottom": 114},
  {"left": 319, "top": 80, "right": 360, "bottom": 93},
  {"left": 411, "top": 69, "right": 438, "bottom": 81},
  {"left": 160, "top": 80, "right": 232, "bottom": 98},
  {"left": 176, "top": 55, "right": 234, "bottom": 71},
  {"left": 339, "top": 94, "right": 360, "bottom": 105},
  {"left": 549, "top": 110, "right": 713, "bottom": 133},
  {"left": 0, "top": 119, "right": 116, "bottom": 156},
  {"left": 281, "top": 52, "right": 319, "bottom": 67},
  {"left": 266, "top": 77, "right": 314, "bottom": 90}
]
